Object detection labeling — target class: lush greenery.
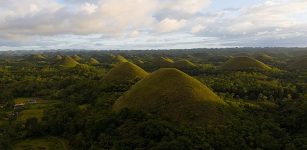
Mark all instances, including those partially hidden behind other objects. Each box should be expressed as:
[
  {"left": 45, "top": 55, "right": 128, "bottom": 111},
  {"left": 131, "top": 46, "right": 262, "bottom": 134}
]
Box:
[{"left": 0, "top": 48, "right": 306, "bottom": 149}]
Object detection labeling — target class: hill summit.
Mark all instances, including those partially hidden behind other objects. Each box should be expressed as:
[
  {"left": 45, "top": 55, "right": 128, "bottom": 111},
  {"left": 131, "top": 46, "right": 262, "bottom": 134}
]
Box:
[
  {"left": 113, "top": 68, "right": 226, "bottom": 124},
  {"left": 55, "top": 55, "right": 63, "bottom": 61},
  {"left": 89, "top": 58, "right": 100, "bottom": 65},
  {"left": 221, "top": 56, "right": 271, "bottom": 71},
  {"left": 28, "top": 54, "right": 46, "bottom": 61},
  {"left": 173, "top": 59, "right": 197, "bottom": 69},
  {"left": 153, "top": 57, "right": 174, "bottom": 68},
  {"left": 57, "top": 56, "right": 79, "bottom": 68},
  {"left": 114, "top": 55, "right": 129, "bottom": 64},
  {"left": 104, "top": 62, "right": 148, "bottom": 82},
  {"left": 72, "top": 55, "right": 82, "bottom": 61}
]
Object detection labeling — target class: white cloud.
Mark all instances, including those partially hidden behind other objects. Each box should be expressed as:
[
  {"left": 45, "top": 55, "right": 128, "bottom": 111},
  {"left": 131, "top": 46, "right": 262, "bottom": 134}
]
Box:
[
  {"left": 0, "top": 0, "right": 307, "bottom": 50},
  {"left": 157, "top": 18, "right": 186, "bottom": 33},
  {"left": 81, "top": 3, "right": 97, "bottom": 14},
  {"left": 164, "top": 0, "right": 211, "bottom": 14},
  {"left": 191, "top": 25, "right": 206, "bottom": 33}
]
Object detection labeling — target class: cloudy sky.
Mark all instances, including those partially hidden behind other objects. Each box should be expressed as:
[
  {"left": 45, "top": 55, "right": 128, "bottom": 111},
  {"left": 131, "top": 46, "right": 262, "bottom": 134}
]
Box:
[{"left": 0, "top": 0, "right": 307, "bottom": 50}]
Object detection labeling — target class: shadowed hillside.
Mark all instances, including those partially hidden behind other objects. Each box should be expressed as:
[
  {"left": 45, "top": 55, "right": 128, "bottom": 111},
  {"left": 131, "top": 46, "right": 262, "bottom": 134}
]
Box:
[{"left": 113, "top": 68, "right": 227, "bottom": 125}]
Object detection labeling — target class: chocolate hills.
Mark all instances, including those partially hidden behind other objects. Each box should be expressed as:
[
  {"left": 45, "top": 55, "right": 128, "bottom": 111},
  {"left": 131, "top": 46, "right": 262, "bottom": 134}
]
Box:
[
  {"left": 57, "top": 56, "right": 79, "bottom": 68},
  {"left": 55, "top": 55, "right": 63, "bottom": 61},
  {"left": 254, "top": 53, "right": 275, "bottom": 63},
  {"left": 72, "top": 55, "right": 82, "bottom": 61},
  {"left": 113, "top": 68, "right": 227, "bottom": 124},
  {"left": 104, "top": 62, "right": 148, "bottom": 82},
  {"left": 88, "top": 58, "right": 100, "bottom": 65},
  {"left": 221, "top": 57, "right": 271, "bottom": 71},
  {"left": 114, "top": 55, "right": 129, "bottom": 64},
  {"left": 173, "top": 59, "right": 197, "bottom": 69},
  {"left": 27, "top": 54, "right": 46, "bottom": 61},
  {"left": 153, "top": 57, "right": 174, "bottom": 68},
  {"left": 289, "top": 56, "right": 307, "bottom": 70}
]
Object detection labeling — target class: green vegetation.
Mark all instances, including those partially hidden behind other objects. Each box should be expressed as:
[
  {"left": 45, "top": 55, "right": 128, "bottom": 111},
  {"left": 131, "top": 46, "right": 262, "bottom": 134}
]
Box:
[
  {"left": 0, "top": 48, "right": 306, "bottom": 149},
  {"left": 289, "top": 56, "right": 307, "bottom": 70},
  {"left": 104, "top": 62, "right": 148, "bottom": 82},
  {"left": 18, "top": 109, "right": 44, "bottom": 121},
  {"left": 113, "top": 68, "right": 227, "bottom": 124},
  {"left": 13, "top": 136, "right": 68, "bottom": 150},
  {"left": 221, "top": 56, "right": 272, "bottom": 71}
]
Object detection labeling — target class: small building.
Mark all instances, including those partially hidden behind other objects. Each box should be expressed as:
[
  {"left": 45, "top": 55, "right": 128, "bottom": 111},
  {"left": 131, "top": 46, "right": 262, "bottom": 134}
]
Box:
[{"left": 14, "top": 103, "right": 25, "bottom": 110}]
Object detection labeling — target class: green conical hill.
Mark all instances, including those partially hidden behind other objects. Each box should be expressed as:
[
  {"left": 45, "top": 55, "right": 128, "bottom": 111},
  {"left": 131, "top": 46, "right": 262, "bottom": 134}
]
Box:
[
  {"left": 28, "top": 54, "right": 46, "bottom": 61},
  {"left": 72, "top": 55, "right": 82, "bottom": 61},
  {"left": 114, "top": 55, "right": 129, "bottom": 64},
  {"left": 221, "top": 57, "right": 271, "bottom": 71},
  {"left": 255, "top": 54, "right": 274, "bottom": 62},
  {"left": 57, "top": 56, "right": 79, "bottom": 68},
  {"left": 113, "top": 68, "right": 226, "bottom": 124},
  {"left": 153, "top": 57, "right": 174, "bottom": 68},
  {"left": 173, "top": 59, "right": 197, "bottom": 69},
  {"left": 89, "top": 58, "right": 100, "bottom": 65},
  {"left": 105, "top": 62, "right": 148, "bottom": 82},
  {"left": 55, "top": 55, "right": 63, "bottom": 61}
]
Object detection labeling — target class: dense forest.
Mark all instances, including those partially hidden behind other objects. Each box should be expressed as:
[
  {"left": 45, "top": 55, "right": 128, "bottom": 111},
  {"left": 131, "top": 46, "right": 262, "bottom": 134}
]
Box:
[{"left": 0, "top": 48, "right": 306, "bottom": 150}]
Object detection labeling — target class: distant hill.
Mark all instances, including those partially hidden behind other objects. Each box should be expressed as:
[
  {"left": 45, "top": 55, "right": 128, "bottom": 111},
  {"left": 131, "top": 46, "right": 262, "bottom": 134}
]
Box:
[
  {"left": 113, "top": 68, "right": 227, "bottom": 124},
  {"left": 254, "top": 53, "right": 275, "bottom": 63},
  {"left": 153, "top": 57, "right": 174, "bottom": 68},
  {"left": 55, "top": 55, "right": 63, "bottom": 61},
  {"left": 289, "top": 56, "right": 307, "bottom": 70},
  {"left": 221, "top": 57, "right": 271, "bottom": 71},
  {"left": 88, "top": 58, "right": 100, "bottom": 65},
  {"left": 104, "top": 62, "right": 148, "bottom": 82},
  {"left": 173, "top": 59, "right": 197, "bottom": 69},
  {"left": 72, "top": 55, "right": 82, "bottom": 61},
  {"left": 27, "top": 54, "right": 46, "bottom": 61},
  {"left": 114, "top": 55, "right": 129, "bottom": 64},
  {"left": 57, "top": 56, "right": 79, "bottom": 68}
]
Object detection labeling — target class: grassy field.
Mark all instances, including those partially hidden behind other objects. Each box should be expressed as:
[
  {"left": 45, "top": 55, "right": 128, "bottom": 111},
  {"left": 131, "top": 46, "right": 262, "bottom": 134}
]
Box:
[
  {"left": 18, "top": 109, "right": 44, "bottom": 121},
  {"left": 13, "top": 98, "right": 60, "bottom": 122},
  {"left": 13, "top": 136, "right": 69, "bottom": 150}
]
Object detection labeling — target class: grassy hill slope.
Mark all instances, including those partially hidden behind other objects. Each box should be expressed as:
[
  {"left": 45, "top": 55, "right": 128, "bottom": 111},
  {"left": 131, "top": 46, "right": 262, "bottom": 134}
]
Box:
[
  {"left": 113, "top": 68, "right": 227, "bottom": 125},
  {"left": 57, "top": 56, "right": 79, "bottom": 68},
  {"left": 105, "top": 62, "right": 148, "bottom": 82},
  {"left": 221, "top": 57, "right": 271, "bottom": 71}
]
